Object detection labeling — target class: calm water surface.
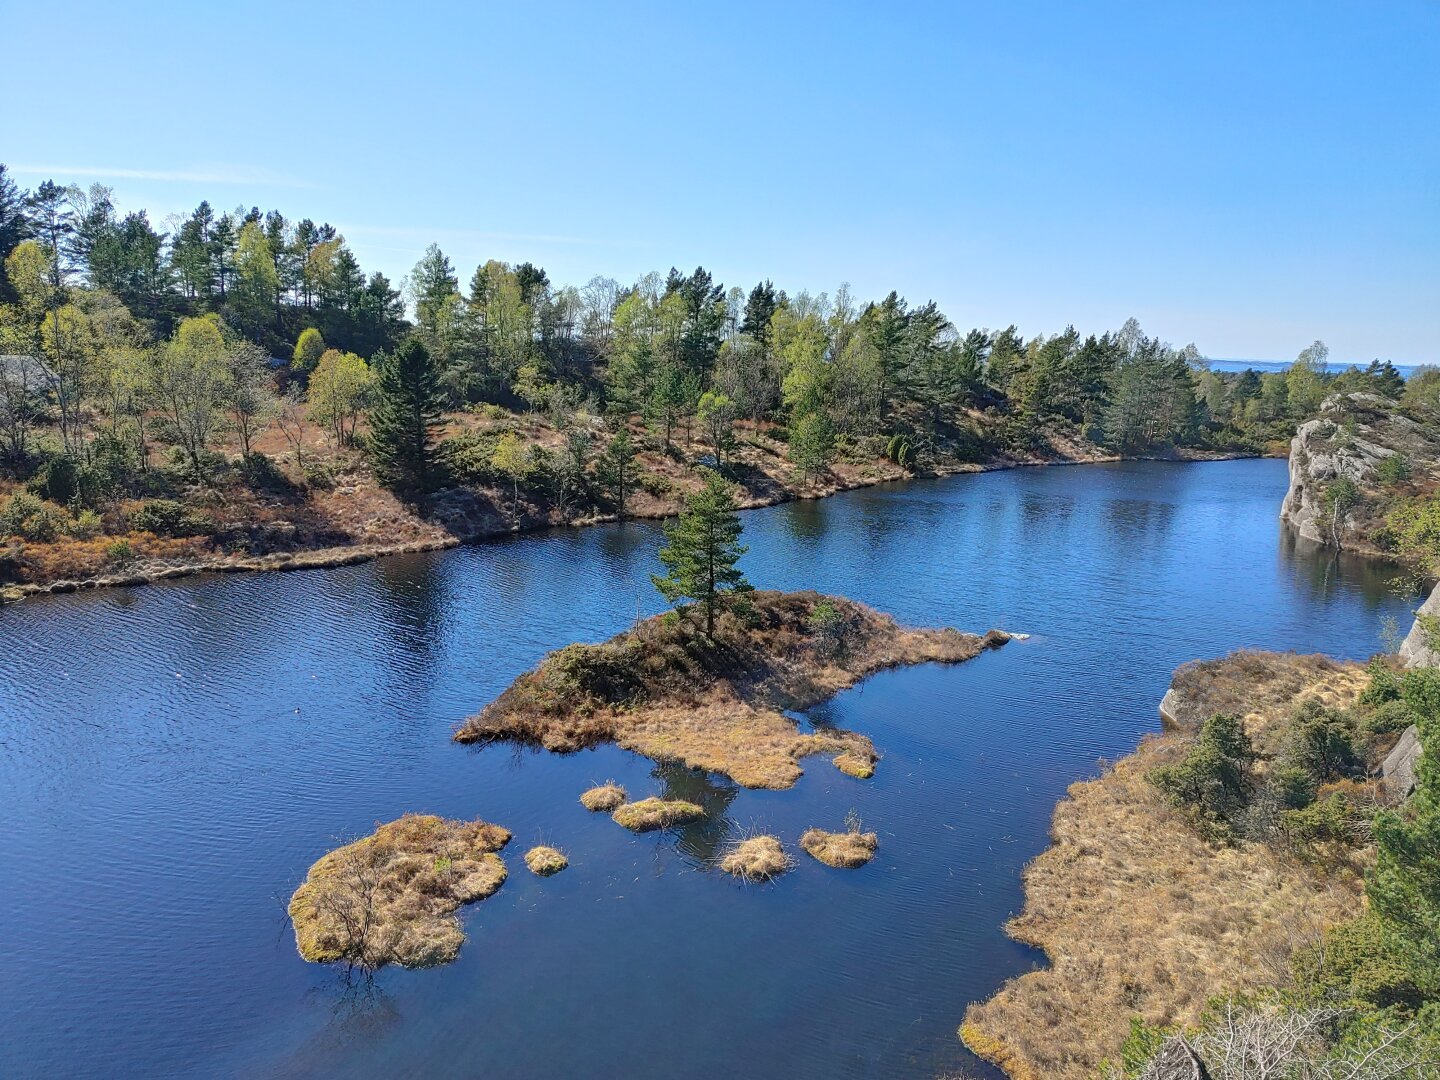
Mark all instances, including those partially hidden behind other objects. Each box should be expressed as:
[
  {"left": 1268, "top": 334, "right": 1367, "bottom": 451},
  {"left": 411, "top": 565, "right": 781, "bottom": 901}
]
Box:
[{"left": 0, "top": 459, "right": 1418, "bottom": 1079}]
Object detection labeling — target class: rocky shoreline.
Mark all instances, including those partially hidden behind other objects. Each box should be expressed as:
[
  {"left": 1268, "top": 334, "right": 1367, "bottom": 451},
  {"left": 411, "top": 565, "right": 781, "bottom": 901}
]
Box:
[{"left": 0, "top": 446, "right": 1251, "bottom": 607}]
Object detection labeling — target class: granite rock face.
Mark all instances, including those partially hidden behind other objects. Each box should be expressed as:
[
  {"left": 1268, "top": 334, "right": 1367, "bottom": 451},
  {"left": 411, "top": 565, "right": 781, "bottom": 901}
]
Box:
[{"left": 1280, "top": 393, "right": 1440, "bottom": 549}]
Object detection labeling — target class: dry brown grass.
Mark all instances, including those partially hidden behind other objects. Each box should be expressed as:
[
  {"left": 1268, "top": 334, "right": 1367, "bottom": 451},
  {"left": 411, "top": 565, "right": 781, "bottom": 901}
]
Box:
[
  {"left": 611, "top": 797, "right": 705, "bottom": 832},
  {"left": 719, "top": 835, "right": 794, "bottom": 881},
  {"left": 799, "top": 827, "right": 879, "bottom": 868},
  {"left": 287, "top": 813, "right": 511, "bottom": 970},
  {"left": 455, "top": 590, "right": 1006, "bottom": 788},
  {"left": 1164, "top": 651, "right": 1366, "bottom": 753},
  {"left": 579, "top": 782, "right": 627, "bottom": 812},
  {"left": 523, "top": 845, "right": 568, "bottom": 876},
  {"left": 834, "top": 750, "right": 877, "bottom": 778},
  {"left": 961, "top": 652, "right": 1370, "bottom": 1080}
]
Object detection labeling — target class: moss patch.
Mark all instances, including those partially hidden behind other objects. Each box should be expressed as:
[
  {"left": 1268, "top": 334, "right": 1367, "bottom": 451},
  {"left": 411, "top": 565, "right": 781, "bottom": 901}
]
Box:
[
  {"left": 799, "top": 827, "right": 878, "bottom": 868},
  {"left": 288, "top": 813, "right": 511, "bottom": 970},
  {"left": 611, "top": 797, "right": 705, "bottom": 832}
]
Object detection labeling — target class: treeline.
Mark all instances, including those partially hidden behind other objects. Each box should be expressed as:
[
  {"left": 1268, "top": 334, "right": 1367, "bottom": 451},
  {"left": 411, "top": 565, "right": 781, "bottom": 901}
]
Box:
[{"left": 0, "top": 163, "right": 1414, "bottom": 503}]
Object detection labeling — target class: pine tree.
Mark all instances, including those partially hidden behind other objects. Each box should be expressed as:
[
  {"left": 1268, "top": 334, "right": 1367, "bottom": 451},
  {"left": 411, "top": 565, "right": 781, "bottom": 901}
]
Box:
[
  {"left": 367, "top": 338, "right": 444, "bottom": 492},
  {"left": 652, "top": 472, "right": 750, "bottom": 635},
  {"left": 597, "top": 429, "right": 636, "bottom": 516}
]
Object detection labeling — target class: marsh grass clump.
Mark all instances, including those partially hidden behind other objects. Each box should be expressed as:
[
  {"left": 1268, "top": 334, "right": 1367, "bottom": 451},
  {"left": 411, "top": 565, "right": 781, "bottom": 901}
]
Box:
[
  {"left": 579, "top": 782, "right": 627, "bottom": 812},
  {"left": 799, "top": 824, "right": 879, "bottom": 869},
  {"left": 719, "top": 834, "right": 793, "bottom": 882},
  {"left": 287, "top": 813, "right": 511, "bottom": 971},
  {"left": 523, "top": 845, "right": 569, "bottom": 876},
  {"left": 834, "top": 750, "right": 876, "bottom": 779},
  {"left": 611, "top": 797, "right": 705, "bottom": 832}
]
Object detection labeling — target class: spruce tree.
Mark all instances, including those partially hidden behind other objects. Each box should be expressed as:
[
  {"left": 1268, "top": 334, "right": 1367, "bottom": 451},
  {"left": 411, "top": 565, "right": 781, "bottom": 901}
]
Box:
[
  {"left": 652, "top": 472, "right": 750, "bottom": 635},
  {"left": 367, "top": 338, "right": 444, "bottom": 492}
]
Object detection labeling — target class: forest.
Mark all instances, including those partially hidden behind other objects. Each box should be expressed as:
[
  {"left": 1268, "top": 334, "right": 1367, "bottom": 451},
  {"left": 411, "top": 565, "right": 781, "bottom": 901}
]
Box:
[{"left": 0, "top": 163, "right": 1419, "bottom": 586}]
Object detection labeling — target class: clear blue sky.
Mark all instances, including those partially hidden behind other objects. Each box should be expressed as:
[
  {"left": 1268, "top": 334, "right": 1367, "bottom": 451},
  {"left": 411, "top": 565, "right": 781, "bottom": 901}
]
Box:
[{"left": 4, "top": 0, "right": 1436, "bottom": 363}]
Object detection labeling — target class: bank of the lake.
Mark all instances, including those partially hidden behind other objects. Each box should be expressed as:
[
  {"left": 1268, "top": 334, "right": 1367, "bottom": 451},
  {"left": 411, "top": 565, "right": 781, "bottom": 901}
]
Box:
[
  {"left": 0, "top": 443, "right": 1252, "bottom": 606},
  {"left": 0, "top": 458, "right": 1413, "bottom": 1080}
]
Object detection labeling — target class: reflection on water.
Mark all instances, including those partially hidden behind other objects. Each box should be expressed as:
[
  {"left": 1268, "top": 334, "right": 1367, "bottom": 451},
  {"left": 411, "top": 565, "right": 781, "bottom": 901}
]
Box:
[{"left": 0, "top": 459, "right": 1421, "bottom": 1080}]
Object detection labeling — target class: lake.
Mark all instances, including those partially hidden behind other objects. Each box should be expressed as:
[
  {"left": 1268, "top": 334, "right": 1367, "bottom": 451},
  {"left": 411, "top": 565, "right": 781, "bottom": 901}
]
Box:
[{"left": 0, "top": 459, "right": 1418, "bottom": 1079}]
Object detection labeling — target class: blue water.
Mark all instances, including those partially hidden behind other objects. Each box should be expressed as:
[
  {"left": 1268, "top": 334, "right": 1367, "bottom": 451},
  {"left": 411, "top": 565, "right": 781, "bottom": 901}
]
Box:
[{"left": 0, "top": 459, "right": 1417, "bottom": 1079}]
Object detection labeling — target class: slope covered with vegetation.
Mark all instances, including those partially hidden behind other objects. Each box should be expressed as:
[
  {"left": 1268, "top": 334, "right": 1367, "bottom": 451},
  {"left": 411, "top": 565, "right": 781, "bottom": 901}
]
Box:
[{"left": 2, "top": 164, "right": 1398, "bottom": 599}]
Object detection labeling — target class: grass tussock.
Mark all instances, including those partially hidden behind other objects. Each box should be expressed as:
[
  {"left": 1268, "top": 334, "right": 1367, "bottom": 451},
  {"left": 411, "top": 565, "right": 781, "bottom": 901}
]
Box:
[
  {"left": 834, "top": 750, "right": 876, "bottom": 778},
  {"left": 961, "top": 651, "right": 1371, "bottom": 1080},
  {"left": 611, "top": 797, "right": 705, "bottom": 832},
  {"left": 523, "top": 845, "right": 569, "bottom": 876},
  {"left": 579, "top": 782, "right": 627, "bottom": 812},
  {"left": 455, "top": 590, "right": 1006, "bottom": 788},
  {"left": 288, "top": 813, "right": 511, "bottom": 971},
  {"left": 799, "top": 827, "right": 878, "bottom": 868},
  {"left": 719, "top": 835, "right": 794, "bottom": 882}
]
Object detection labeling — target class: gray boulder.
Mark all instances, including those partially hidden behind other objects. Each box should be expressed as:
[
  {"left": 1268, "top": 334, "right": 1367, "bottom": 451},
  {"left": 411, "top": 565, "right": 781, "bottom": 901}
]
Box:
[{"left": 1383, "top": 724, "right": 1422, "bottom": 800}]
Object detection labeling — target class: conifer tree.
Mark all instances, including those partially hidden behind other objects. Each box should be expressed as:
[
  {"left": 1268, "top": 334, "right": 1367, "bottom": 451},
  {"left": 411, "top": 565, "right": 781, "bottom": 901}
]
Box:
[
  {"left": 652, "top": 472, "right": 750, "bottom": 635},
  {"left": 367, "top": 338, "right": 444, "bottom": 492}
]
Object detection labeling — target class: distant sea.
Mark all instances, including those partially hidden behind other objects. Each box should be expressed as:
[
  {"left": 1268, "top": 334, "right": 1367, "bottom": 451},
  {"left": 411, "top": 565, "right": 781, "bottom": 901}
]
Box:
[{"left": 1208, "top": 357, "right": 1421, "bottom": 375}]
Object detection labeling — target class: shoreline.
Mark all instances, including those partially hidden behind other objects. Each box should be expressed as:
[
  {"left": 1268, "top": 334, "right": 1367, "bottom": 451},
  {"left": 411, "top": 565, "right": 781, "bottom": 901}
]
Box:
[{"left": 0, "top": 448, "right": 1258, "bottom": 607}]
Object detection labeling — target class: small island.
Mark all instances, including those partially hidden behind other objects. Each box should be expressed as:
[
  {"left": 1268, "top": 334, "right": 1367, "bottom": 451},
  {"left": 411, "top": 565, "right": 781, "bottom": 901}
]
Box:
[
  {"left": 288, "top": 814, "right": 511, "bottom": 971},
  {"left": 457, "top": 587, "right": 1005, "bottom": 788},
  {"left": 457, "top": 472, "right": 1008, "bottom": 788}
]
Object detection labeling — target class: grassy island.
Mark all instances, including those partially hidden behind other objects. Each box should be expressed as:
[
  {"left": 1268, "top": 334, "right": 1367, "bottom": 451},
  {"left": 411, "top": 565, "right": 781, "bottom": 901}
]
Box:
[
  {"left": 288, "top": 814, "right": 511, "bottom": 971},
  {"left": 456, "top": 589, "right": 1007, "bottom": 789}
]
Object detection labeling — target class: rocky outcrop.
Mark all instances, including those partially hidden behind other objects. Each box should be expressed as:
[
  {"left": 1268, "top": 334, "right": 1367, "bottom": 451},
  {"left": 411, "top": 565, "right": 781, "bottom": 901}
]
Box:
[
  {"left": 1280, "top": 393, "right": 1440, "bottom": 550},
  {"left": 1400, "top": 580, "right": 1440, "bottom": 669},
  {"left": 1382, "top": 725, "right": 1422, "bottom": 800}
]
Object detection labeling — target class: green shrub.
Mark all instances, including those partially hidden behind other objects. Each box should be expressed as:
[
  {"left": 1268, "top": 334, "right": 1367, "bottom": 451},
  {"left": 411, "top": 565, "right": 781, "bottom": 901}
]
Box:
[
  {"left": 1359, "top": 698, "right": 1416, "bottom": 740},
  {"left": 130, "top": 499, "right": 211, "bottom": 538},
  {"left": 0, "top": 492, "right": 69, "bottom": 542},
  {"left": 1283, "top": 700, "right": 1360, "bottom": 781},
  {"left": 1359, "top": 659, "right": 1402, "bottom": 706},
  {"left": 70, "top": 509, "right": 104, "bottom": 539},
  {"left": 106, "top": 539, "right": 134, "bottom": 565},
  {"left": 1148, "top": 713, "right": 1257, "bottom": 840},
  {"left": 1377, "top": 453, "right": 1412, "bottom": 487},
  {"left": 444, "top": 430, "right": 501, "bottom": 485},
  {"left": 27, "top": 455, "right": 81, "bottom": 506}
]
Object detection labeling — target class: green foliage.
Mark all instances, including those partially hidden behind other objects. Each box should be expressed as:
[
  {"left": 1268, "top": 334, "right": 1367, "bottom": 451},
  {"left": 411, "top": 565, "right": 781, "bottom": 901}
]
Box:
[
  {"left": 789, "top": 410, "right": 835, "bottom": 480},
  {"left": 292, "top": 327, "right": 326, "bottom": 375},
  {"left": 1283, "top": 700, "right": 1360, "bottom": 781},
  {"left": 1379, "top": 497, "right": 1440, "bottom": 572},
  {"left": 1378, "top": 452, "right": 1412, "bottom": 487},
  {"left": 27, "top": 455, "right": 80, "bottom": 505},
  {"left": 130, "top": 498, "right": 211, "bottom": 537},
  {"left": 597, "top": 429, "right": 636, "bottom": 516},
  {"left": 1367, "top": 692, "right": 1440, "bottom": 996},
  {"left": 885, "top": 433, "right": 914, "bottom": 469},
  {"left": 651, "top": 472, "right": 751, "bottom": 635},
  {"left": 0, "top": 491, "right": 68, "bottom": 541},
  {"left": 1148, "top": 713, "right": 1257, "bottom": 840},
  {"left": 367, "top": 339, "right": 445, "bottom": 492}
]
